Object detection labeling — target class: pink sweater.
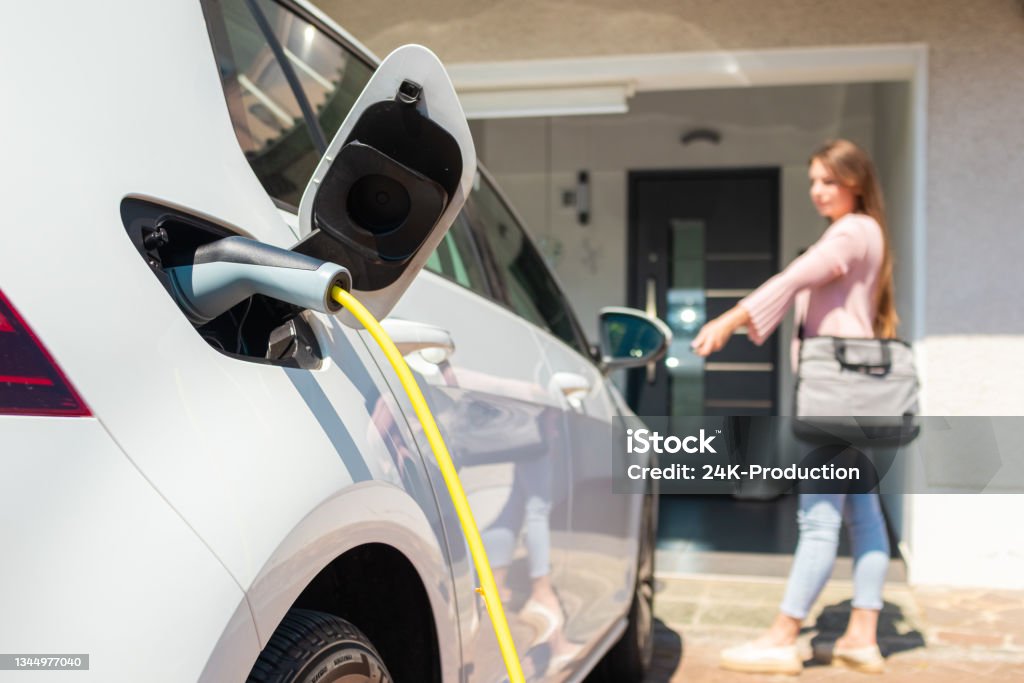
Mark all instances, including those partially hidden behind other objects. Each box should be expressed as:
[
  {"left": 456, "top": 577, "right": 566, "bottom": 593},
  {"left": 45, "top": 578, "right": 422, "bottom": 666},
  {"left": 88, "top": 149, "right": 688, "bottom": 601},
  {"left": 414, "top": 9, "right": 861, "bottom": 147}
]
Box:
[{"left": 739, "top": 213, "right": 884, "bottom": 366}]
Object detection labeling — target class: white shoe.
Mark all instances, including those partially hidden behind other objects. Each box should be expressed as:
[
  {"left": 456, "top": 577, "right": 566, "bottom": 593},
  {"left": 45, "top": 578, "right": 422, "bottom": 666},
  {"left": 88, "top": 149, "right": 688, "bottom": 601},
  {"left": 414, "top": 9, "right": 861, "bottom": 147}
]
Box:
[
  {"left": 720, "top": 641, "right": 803, "bottom": 675},
  {"left": 813, "top": 640, "right": 886, "bottom": 674}
]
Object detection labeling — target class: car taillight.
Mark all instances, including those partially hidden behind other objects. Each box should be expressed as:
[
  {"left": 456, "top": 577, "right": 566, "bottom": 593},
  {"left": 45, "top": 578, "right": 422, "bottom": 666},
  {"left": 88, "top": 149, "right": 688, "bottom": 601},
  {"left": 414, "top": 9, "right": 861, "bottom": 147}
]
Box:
[{"left": 0, "top": 289, "right": 90, "bottom": 417}]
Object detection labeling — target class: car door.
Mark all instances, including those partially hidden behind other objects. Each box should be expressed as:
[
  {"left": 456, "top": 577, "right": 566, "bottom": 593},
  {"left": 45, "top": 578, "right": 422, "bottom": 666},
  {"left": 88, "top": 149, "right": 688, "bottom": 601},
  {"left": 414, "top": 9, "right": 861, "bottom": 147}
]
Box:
[
  {"left": 465, "top": 174, "right": 637, "bottom": 664},
  {"left": 383, "top": 220, "right": 577, "bottom": 683}
]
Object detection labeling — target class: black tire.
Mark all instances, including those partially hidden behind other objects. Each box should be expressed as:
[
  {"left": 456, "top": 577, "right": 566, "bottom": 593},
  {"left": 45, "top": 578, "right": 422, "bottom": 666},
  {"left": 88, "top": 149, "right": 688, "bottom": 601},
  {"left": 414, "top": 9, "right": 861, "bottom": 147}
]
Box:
[
  {"left": 594, "top": 491, "right": 657, "bottom": 681},
  {"left": 247, "top": 609, "right": 393, "bottom": 683}
]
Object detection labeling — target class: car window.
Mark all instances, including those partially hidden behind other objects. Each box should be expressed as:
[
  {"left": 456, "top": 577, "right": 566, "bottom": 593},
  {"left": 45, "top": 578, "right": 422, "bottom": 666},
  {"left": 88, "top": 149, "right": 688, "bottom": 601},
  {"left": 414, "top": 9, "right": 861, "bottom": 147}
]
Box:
[
  {"left": 468, "top": 174, "right": 589, "bottom": 355},
  {"left": 422, "top": 213, "right": 490, "bottom": 292},
  {"left": 207, "top": 0, "right": 373, "bottom": 207}
]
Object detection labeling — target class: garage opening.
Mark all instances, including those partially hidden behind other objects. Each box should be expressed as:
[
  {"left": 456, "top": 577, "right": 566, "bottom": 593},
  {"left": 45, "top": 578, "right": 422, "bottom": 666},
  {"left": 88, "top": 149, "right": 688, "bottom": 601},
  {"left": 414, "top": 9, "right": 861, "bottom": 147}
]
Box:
[{"left": 463, "top": 48, "right": 924, "bottom": 580}]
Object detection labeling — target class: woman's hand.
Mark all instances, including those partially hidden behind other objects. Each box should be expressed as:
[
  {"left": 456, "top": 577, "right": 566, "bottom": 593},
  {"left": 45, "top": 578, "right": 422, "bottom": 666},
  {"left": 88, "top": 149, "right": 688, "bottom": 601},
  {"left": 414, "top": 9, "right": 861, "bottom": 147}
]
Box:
[{"left": 691, "top": 305, "right": 751, "bottom": 357}]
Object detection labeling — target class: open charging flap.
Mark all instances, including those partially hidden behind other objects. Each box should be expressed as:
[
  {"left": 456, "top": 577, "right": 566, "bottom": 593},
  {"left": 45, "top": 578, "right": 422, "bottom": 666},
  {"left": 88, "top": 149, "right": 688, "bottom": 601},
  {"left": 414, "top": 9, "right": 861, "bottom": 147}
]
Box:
[{"left": 292, "top": 44, "right": 476, "bottom": 326}]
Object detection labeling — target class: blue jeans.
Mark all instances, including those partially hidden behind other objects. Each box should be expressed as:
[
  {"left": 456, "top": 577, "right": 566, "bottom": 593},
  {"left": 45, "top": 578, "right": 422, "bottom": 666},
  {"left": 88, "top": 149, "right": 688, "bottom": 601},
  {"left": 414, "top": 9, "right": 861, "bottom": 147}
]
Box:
[{"left": 780, "top": 493, "right": 890, "bottom": 619}]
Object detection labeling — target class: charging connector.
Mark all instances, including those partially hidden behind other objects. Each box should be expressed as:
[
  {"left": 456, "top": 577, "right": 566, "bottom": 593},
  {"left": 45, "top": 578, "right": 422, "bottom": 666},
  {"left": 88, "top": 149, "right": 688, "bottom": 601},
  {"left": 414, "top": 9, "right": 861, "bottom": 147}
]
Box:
[{"left": 165, "top": 236, "right": 351, "bottom": 325}]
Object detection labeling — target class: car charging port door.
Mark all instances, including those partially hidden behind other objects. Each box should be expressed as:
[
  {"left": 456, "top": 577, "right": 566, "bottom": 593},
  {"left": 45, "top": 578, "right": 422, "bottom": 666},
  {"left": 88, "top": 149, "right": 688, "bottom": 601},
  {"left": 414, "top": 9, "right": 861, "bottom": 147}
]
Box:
[{"left": 292, "top": 44, "right": 476, "bottom": 326}]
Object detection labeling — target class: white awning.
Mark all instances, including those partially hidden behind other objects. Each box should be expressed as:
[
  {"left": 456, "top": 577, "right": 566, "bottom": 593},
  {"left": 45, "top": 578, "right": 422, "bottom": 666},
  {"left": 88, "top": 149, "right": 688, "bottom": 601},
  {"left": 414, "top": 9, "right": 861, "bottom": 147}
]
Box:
[{"left": 448, "top": 45, "right": 925, "bottom": 119}]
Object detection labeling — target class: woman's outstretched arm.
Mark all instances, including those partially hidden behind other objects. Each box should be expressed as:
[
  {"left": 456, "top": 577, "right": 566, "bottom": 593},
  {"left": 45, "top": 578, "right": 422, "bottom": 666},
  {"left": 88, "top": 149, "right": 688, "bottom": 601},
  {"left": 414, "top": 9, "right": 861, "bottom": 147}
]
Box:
[
  {"left": 691, "top": 219, "right": 867, "bottom": 356},
  {"left": 691, "top": 304, "right": 750, "bottom": 357}
]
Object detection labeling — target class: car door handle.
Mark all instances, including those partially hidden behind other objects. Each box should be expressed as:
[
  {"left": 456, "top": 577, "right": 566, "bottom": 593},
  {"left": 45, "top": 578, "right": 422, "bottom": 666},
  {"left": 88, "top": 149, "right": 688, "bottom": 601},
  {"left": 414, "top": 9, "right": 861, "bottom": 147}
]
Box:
[
  {"left": 380, "top": 318, "right": 455, "bottom": 364},
  {"left": 549, "top": 371, "right": 592, "bottom": 408}
]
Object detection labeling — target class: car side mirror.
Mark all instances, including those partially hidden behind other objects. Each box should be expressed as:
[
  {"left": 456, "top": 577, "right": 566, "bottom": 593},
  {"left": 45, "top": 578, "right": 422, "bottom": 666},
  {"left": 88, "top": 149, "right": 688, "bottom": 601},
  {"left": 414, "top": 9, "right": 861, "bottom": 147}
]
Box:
[
  {"left": 598, "top": 307, "right": 673, "bottom": 373},
  {"left": 292, "top": 44, "right": 475, "bottom": 326}
]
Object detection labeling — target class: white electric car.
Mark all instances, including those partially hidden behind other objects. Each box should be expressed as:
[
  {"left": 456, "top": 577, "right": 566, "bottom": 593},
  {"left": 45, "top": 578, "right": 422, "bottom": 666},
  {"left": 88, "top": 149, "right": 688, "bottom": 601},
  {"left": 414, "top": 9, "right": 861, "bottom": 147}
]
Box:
[{"left": 0, "top": 1, "right": 668, "bottom": 681}]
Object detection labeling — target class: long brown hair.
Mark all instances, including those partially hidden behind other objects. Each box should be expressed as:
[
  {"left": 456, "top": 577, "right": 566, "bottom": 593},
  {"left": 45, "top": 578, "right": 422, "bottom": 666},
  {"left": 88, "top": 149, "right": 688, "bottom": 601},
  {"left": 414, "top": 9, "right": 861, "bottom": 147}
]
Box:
[{"left": 810, "top": 139, "right": 899, "bottom": 338}]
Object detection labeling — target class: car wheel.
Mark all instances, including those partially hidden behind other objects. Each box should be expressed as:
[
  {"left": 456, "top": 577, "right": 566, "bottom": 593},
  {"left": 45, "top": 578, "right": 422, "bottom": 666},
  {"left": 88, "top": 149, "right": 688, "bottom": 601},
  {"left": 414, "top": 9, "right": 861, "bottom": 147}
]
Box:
[
  {"left": 247, "top": 609, "right": 392, "bottom": 683},
  {"left": 594, "top": 491, "right": 657, "bottom": 681}
]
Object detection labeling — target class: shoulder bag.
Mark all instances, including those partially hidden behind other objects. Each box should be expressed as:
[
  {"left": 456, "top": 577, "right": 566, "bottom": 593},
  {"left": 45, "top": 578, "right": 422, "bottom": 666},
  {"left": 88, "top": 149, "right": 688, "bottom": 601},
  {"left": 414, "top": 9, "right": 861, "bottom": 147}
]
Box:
[{"left": 794, "top": 335, "right": 920, "bottom": 445}]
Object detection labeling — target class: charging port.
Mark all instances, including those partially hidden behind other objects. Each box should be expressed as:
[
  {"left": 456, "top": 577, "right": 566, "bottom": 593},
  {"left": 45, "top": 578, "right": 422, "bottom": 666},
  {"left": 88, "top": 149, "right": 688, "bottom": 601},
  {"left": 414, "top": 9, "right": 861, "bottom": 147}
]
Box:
[{"left": 122, "top": 198, "right": 323, "bottom": 369}]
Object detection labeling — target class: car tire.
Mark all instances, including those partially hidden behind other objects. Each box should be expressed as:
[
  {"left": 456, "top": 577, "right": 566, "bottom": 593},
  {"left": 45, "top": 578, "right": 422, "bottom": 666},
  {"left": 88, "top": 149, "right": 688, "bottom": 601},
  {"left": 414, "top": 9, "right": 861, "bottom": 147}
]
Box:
[
  {"left": 592, "top": 491, "right": 657, "bottom": 682},
  {"left": 247, "top": 609, "right": 393, "bottom": 683}
]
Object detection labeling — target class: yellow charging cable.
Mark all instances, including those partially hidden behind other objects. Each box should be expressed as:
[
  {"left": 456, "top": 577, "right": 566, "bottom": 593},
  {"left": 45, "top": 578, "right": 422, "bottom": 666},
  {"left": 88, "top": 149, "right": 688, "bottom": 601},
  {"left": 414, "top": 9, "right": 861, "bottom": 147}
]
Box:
[{"left": 331, "top": 286, "right": 525, "bottom": 683}]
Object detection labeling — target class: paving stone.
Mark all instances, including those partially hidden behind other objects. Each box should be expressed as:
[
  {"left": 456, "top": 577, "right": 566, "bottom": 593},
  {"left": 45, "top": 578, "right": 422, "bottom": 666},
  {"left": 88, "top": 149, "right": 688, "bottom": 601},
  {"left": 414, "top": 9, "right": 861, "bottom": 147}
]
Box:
[
  {"left": 697, "top": 603, "right": 782, "bottom": 628},
  {"left": 922, "top": 604, "right": 981, "bottom": 628},
  {"left": 991, "top": 664, "right": 1024, "bottom": 680},
  {"left": 932, "top": 630, "right": 1007, "bottom": 649},
  {"left": 988, "top": 607, "right": 1024, "bottom": 629},
  {"left": 657, "top": 577, "right": 709, "bottom": 600},
  {"left": 657, "top": 600, "right": 699, "bottom": 626},
  {"left": 703, "top": 580, "right": 787, "bottom": 604}
]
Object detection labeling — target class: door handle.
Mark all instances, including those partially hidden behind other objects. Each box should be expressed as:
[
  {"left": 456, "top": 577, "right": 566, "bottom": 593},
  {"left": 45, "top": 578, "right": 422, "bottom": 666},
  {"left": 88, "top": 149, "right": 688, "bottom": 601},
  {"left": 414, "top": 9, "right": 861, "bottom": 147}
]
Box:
[
  {"left": 549, "top": 371, "right": 592, "bottom": 409},
  {"left": 380, "top": 318, "right": 455, "bottom": 364},
  {"left": 645, "top": 277, "right": 658, "bottom": 384}
]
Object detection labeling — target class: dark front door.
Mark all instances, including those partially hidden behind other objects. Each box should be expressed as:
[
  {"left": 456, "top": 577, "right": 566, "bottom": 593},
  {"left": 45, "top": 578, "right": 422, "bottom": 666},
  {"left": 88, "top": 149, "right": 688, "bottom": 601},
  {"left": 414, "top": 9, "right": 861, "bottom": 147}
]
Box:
[{"left": 627, "top": 169, "right": 780, "bottom": 418}]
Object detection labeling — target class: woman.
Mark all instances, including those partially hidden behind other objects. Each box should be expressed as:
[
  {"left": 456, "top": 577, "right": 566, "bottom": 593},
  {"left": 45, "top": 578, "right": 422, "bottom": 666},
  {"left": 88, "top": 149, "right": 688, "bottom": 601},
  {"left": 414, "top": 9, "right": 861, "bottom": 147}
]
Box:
[{"left": 691, "top": 139, "right": 896, "bottom": 675}]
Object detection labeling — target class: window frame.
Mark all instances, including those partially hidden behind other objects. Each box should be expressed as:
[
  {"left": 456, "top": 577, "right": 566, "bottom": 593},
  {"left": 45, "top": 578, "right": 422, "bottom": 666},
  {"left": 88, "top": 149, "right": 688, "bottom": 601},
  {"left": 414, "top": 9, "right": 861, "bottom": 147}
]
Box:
[{"left": 262, "top": 0, "right": 378, "bottom": 86}]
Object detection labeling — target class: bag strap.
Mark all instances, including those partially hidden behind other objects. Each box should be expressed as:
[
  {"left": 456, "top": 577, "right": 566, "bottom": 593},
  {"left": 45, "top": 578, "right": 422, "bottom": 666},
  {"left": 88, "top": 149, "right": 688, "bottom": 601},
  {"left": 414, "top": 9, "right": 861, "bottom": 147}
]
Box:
[{"left": 833, "top": 338, "right": 892, "bottom": 376}]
